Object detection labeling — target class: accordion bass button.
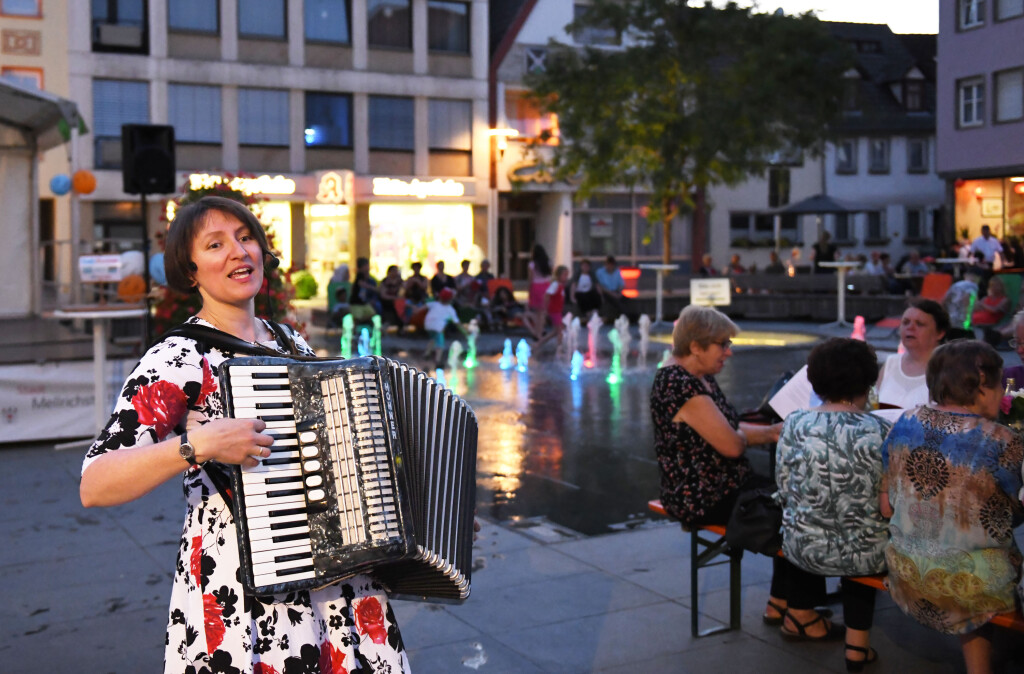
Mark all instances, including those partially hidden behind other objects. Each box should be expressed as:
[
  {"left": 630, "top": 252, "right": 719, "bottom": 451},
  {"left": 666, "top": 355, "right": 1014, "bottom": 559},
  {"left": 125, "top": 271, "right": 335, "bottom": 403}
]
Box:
[
  {"left": 303, "top": 460, "right": 321, "bottom": 471},
  {"left": 299, "top": 431, "right": 317, "bottom": 443},
  {"left": 301, "top": 445, "right": 318, "bottom": 458},
  {"left": 305, "top": 475, "right": 323, "bottom": 487},
  {"left": 308, "top": 488, "right": 326, "bottom": 501}
]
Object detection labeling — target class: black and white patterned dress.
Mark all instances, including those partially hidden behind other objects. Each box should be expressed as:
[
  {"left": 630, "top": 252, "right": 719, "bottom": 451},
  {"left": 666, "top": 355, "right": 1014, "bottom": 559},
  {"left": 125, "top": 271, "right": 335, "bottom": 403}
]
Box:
[{"left": 84, "top": 317, "right": 411, "bottom": 674}]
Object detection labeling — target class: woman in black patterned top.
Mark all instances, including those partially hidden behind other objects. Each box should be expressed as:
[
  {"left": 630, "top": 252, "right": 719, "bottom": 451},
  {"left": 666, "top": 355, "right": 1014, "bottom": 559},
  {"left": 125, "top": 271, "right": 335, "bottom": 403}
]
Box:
[
  {"left": 651, "top": 305, "right": 836, "bottom": 635},
  {"left": 81, "top": 196, "right": 410, "bottom": 674}
]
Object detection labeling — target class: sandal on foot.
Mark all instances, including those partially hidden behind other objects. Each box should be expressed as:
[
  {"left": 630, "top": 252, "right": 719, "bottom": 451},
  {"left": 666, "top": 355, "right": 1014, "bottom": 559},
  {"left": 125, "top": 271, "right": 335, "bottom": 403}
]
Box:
[
  {"left": 780, "top": 613, "right": 844, "bottom": 642},
  {"left": 845, "top": 645, "right": 878, "bottom": 673},
  {"left": 762, "top": 599, "right": 787, "bottom": 626}
]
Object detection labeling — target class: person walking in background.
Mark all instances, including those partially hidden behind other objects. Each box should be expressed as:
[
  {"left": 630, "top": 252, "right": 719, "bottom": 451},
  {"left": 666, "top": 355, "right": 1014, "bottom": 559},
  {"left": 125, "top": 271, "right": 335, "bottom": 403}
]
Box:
[
  {"left": 523, "top": 245, "right": 553, "bottom": 340},
  {"left": 570, "top": 259, "right": 602, "bottom": 320},
  {"left": 535, "top": 265, "right": 571, "bottom": 351},
  {"left": 430, "top": 260, "right": 457, "bottom": 299},
  {"left": 776, "top": 338, "right": 891, "bottom": 671},
  {"left": 596, "top": 254, "right": 625, "bottom": 322},
  {"left": 881, "top": 340, "right": 1023, "bottom": 674},
  {"left": 812, "top": 230, "right": 837, "bottom": 273}
]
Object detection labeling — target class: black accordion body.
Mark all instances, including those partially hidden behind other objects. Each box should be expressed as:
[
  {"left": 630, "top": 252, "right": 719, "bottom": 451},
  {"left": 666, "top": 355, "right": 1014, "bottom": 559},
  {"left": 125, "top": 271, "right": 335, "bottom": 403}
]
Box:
[{"left": 218, "top": 355, "right": 478, "bottom": 603}]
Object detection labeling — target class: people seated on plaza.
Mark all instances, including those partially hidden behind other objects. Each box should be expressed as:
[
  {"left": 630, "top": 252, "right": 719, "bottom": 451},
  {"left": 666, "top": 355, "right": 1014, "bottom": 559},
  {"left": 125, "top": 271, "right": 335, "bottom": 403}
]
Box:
[
  {"left": 776, "top": 338, "right": 890, "bottom": 671},
  {"left": 328, "top": 283, "right": 352, "bottom": 328},
  {"left": 403, "top": 261, "right": 430, "bottom": 310},
  {"left": 649, "top": 306, "right": 794, "bottom": 631},
  {"left": 880, "top": 340, "right": 1023, "bottom": 674},
  {"left": 475, "top": 258, "right": 495, "bottom": 286},
  {"left": 377, "top": 264, "right": 406, "bottom": 327},
  {"left": 454, "top": 259, "right": 477, "bottom": 305},
  {"left": 1001, "top": 310, "right": 1024, "bottom": 389},
  {"left": 723, "top": 253, "right": 746, "bottom": 275},
  {"left": 487, "top": 286, "right": 524, "bottom": 329},
  {"left": 570, "top": 258, "right": 602, "bottom": 320},
  {"left": 698, "top": 254, "right": 719, "bottom": 277},
  {"left": 971, "top": 274, "right": 1011, "bottom": 328},
  {"left": 876, "top": 299, "right": 949, "bottom": 409},
  {"left": 349, "top": 256, "right": 380, "bottom": 322},
  {"left": 595, "top": 254, "right": 625, "bottom": 322},
  {"left": 942, "top": 273, "right": 980, "bottom": 340},
  {"left": 429, "top": 260, "right": 457, "bottom": 299},
  {"left": 900, "top": 250, "right": 930, "bottom": 276},
  {"left": 786, "top": 246, "right": 804, "bottom": 275},
  {"left": 534, "top": 265, "right": 571, "bottom": 351},
  {"left": 764, "top": 250, "right": 786, "bottom": 275},
  {"left": 422, "top": 287, "right": 466, "bottom": 366}
]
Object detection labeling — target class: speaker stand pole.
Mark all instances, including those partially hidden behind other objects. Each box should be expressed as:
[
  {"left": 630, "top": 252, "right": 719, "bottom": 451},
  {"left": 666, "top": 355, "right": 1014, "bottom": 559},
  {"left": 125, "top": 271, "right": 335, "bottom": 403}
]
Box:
[{"left": 140, "top": 191, "right": 152, "bottom": 347}]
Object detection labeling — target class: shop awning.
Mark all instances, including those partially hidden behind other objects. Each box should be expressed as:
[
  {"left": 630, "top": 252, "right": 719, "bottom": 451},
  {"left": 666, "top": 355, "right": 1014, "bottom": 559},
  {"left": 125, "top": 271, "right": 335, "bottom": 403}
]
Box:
[{"left": 0, "top": 79, "right": 87, "bottom": 152}]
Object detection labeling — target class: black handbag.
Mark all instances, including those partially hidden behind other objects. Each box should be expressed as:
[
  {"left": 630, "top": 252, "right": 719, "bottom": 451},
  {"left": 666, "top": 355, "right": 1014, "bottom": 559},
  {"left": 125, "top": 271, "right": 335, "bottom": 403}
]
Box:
[{"left": 724, "top": 486, "right": 783, "bottom": 556}]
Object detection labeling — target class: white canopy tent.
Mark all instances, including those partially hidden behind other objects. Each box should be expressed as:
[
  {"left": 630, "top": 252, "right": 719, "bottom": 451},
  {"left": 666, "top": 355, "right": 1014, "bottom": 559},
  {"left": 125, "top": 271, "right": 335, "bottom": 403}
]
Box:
[{"left": 0, "top": 79, "right": 84, "bottom": 317}]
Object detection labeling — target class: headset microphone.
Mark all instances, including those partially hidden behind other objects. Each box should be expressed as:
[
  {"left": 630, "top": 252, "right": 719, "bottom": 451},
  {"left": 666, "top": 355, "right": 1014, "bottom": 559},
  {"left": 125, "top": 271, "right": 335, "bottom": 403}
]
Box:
[{"left": 265, "top": 253, "right": 280, "bottom": 270}]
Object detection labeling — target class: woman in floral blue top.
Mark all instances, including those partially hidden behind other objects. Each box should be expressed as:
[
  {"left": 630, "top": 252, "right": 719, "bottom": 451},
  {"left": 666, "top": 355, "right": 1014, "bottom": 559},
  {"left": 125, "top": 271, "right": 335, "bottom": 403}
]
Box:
[
  {"left": 650, "top": 305, "right": 794, "bottom": 627},
  {"left": 776, "top": 338, "right": 891, "bottom": 672},
  {"left": 881, "top": 340, "right": 1023, "bottom": 674},
  {"left": 81, "top": 197, "right": 411, "bottom": 674}
]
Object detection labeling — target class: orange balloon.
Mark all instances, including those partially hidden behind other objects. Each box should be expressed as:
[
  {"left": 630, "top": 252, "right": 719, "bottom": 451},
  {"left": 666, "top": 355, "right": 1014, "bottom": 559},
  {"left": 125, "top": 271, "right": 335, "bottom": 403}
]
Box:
[
  {"left": 72, "top": 169, "right": 97, "bottom": 195},
  {"left": 117, "top": 274, "right": 147, "bottom": 303}
]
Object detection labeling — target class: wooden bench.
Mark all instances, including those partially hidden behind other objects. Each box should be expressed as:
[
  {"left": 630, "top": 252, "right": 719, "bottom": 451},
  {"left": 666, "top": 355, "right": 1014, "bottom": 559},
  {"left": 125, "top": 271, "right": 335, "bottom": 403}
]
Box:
[
  {"left": 647, "top": 499, "right": 742, "bottom": 637},
  {"left": 647, "top": 499, "right": 1024, "bottom": 635}
]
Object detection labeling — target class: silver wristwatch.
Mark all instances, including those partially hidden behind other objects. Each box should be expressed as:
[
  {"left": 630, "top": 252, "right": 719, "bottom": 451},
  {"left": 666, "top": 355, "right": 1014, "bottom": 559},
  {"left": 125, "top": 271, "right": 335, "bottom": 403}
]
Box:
[{"left": 179, "top": 431, "right": 199, "bottom": 466}]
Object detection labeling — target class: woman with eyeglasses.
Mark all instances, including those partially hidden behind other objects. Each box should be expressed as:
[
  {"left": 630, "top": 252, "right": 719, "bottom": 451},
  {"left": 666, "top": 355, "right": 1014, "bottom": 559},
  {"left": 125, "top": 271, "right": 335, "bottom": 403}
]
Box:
[{"left": 650, "top": 305, "right": 789, "bottom": 625}]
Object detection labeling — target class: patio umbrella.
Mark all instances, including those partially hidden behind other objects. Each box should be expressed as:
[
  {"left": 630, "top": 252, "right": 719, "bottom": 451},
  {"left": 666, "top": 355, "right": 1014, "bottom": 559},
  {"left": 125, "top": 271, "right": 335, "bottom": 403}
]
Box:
[{"left": 768, "top": 193, "right": 867, "bottom": 215}]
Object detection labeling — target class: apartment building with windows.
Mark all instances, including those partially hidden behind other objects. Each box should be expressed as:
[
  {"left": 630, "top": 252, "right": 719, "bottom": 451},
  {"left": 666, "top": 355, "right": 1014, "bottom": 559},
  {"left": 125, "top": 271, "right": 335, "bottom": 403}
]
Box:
[
  {"left": 69, "top": 0, "right": 489, "bottom": 294},
  {"left": 936, "top": 0, "right": 1024, "bottom": 243}
]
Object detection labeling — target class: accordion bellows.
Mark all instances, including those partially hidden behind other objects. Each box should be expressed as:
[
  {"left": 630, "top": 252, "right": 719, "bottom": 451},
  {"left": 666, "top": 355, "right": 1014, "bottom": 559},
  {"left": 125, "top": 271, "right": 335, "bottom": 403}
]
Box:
[{"left": 219, "top": 355, "right": 477, "bottom": 603}]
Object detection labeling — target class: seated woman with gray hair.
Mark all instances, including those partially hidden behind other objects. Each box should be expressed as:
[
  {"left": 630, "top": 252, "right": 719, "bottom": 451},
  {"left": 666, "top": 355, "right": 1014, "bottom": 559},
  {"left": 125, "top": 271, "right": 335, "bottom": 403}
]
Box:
[
  {"left": 881, "top": 340, "right": 1023, "bottom": 674},
  {"left": 1001, "top": 310, "right": 1024, "bottom": 389},
  {"left": 651, "top": 305, "right": 810, "bottom": 630}
]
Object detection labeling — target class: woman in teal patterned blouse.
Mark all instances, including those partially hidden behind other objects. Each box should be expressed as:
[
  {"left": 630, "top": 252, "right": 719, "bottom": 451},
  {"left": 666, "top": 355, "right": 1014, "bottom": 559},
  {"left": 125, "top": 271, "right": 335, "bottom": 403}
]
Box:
[
  {"left": 881, "top": 340, "right": 1023, "bottom": 674},
  {"left": 776, "top": 338, "right": 892, "bottom": 672}
]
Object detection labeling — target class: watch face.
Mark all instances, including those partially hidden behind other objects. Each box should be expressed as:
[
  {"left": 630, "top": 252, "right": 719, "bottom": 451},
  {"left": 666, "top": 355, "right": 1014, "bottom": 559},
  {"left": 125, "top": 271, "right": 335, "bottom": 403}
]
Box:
[{"left": 180, "top": 437, "right": 196, "bottom": 463}]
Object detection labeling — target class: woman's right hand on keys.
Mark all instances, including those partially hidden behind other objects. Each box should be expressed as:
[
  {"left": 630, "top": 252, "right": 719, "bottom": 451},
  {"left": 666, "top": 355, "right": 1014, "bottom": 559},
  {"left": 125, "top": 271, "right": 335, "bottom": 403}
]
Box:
[{"left": 188, "top": 419, "right": 274, "bottom": 468}]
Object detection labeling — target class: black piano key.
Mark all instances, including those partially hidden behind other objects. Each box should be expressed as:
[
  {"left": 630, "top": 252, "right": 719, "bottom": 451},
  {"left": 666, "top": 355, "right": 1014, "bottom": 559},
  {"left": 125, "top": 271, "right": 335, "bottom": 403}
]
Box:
[
  {"left": 269, "top": 507, "right": 307, "bottom": 517},
  {"left": 271, "top": 532, "right": 309, "bottom": 544},
  {"left": 266, "top": 488, "right": 306, "bottom": 498},
  {"left": 275, "top": 551, "right": 313, "bottom": 563},
  {"left": 277, "top": 564, "right": 315, "bottom": 577}
]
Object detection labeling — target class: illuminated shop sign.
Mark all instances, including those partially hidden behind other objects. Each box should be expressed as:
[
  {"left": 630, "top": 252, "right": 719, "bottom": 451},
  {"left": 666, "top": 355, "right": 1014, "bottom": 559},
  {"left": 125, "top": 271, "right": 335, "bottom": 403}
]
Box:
[
  {"left": 187, "top": 173, "right": 296, "bottom": 196},
  {"left": 316, "top": 170, "right": 354, "bottom": 205},
  {"left": 371, "top": 177, "right": 466, "bottom": 199}
]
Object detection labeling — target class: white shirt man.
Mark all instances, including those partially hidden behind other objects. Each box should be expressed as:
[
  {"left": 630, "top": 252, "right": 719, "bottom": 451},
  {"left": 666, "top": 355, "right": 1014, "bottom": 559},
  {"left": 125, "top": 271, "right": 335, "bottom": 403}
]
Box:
[{"left": 971, "top": 226, "right": 1003, "bottom": 267}]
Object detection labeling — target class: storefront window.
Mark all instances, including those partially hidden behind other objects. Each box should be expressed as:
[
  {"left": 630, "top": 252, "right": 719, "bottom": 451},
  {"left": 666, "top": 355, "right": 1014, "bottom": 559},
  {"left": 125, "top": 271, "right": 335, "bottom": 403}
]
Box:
[
  {"left": 305, "top": 203, "right": 352, "bottom": 294},
  {"left": 368, "top": 203, "right": 475, "bottom": 281},
  {"left": 253, "top": 202, "right": 293, "bottom": 272},
  {"left": 572, "top": 193, "right": 687, "bottom": 261}
]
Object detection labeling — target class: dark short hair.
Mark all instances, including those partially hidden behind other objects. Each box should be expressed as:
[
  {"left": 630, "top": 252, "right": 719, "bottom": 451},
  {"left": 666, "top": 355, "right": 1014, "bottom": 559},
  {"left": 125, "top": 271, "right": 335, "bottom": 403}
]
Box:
[
  {"left": 905, "top": 297, "right": 950, "bottom": 335},
  {"left": 411, "top": 261, "right": 422, "bottom": 271},
  {"left": 164, "top": 196, "right": 270, "bottom": 295},
  {"left": 806, "top": 338, "right": 879, "bottom": 402},
  {"left": 927, "top": 340, "right": 1003, "bottom": 406}
]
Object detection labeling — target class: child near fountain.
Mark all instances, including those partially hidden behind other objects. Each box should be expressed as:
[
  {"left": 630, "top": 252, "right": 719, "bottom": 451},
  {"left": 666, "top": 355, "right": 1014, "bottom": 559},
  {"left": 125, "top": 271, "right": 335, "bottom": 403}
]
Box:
[
  {"left": 423, "top": 287, "right": 466, "bottom": 365},
  {"left": 535, "top": 265, "right": 571, "bottom": 351}
]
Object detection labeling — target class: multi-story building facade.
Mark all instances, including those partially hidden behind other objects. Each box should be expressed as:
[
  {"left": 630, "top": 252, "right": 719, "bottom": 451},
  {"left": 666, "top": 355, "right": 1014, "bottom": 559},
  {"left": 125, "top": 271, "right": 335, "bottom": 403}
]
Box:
[
  {"left": 936, "top": 0, "right": 1024, "bottom": 246},
  {"left": 63, "top": 0, "right": 490, "bottom": 298},
  {"left": 720, "top": 23, "right": 945, "bottom": 272}
]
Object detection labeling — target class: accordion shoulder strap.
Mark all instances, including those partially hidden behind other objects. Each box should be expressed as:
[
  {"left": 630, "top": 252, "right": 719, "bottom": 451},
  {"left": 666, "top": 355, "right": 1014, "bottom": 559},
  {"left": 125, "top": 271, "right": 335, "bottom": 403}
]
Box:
[{"left": 157, "top": 321, "right": 308, "bottom": 357}]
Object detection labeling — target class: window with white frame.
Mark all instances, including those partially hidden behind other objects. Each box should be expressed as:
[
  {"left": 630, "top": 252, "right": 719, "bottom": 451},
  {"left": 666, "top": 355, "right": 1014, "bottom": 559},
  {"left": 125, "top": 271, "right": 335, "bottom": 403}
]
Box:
[
  {"left": 169, "top": 84, "right": 221, "bottom": 143},
  {"left": 960, "top": 0, "right": 985, "bottom": 28},
  {"left": 368, "top": 0, "right": 411, "bottom": 49},
  {"left": 729, "top": 212, "right": 796, "bottom": 246},
  {"left": 369, "top": 96, "right": 414, "bottom": 150},
  {"left": 305, "top": 0, "right": 350, "bottom": 44},
  {"left": 93, "top": 78, "right": 149, "bottom": 168},
  {"left": 238, "top": 0, "right": 285, "bottom": 39},
  {"left": 91, "top": 0, "right": 146, "bottom": 52},
  {"left": 958, "top": 77, "right": 985, "bottom": 127},
  {"left": 907, "top": 138, "right": 929, "bottom": 173},
  {"left": 869, "top": 138, "right": 890, "bottom": 173},
  {"left": 428, "top": 1, "right": 469, "bottom": 53},
  {"left": 1, "top": 67, "right": 42, "bottom": 90},
  {"left": 866, "top": 211, "right": 886, "bottom": 241},
  {"left": 905, "top": 207, "right": 926, "bottom": 240},
  {"left": 836, "top": 138, "right": 857, "bottom": 173},
  {"left": 305, "top": 92, "right": 353, "bottom": 147},
  {"left": 238, "top": 88, "right": 289, "bottom": 146},
  {"left": 997, "top": 0, "right": 1024, "bottom": 20},
  {"left": 169, "top": 0, "right": 217, "bottom": 33},
  {"left": 2, "top": 0, "right": 39, "bottom": 16},
  {"left": 833, "top": 213, "right": 851, "bottom": 242},
  {"left": 995, "top": 68, "right": 1024, "bottom": 122}
]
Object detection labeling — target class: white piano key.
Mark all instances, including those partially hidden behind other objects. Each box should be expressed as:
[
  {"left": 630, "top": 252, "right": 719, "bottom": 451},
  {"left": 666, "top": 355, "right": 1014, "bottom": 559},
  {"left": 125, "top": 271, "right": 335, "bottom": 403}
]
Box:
[
  {"left": 242, "top": 491, "right": 307, "bottom": 508},
  {"left": 232, "top": 396, "right": 294, "bottom": 407},
  {"left": 246, "top": 512, "right": 309, "bottom": 530},
  {"left": 254, "top": 568, "right": 316, "bottom": 587},
  {"left": 242, "top": 462, "right": 302, "bottom": 477},
  {"left": 240, "top": 478, "right": 304, "bottom": 495},
  {"left": 245, "top": 502, "right": 307, "bottom": 520},
  {"left": 228, "top": 365, "right": 288, "bottom": 375},
  {"left": 227, "top": 388, "right": 292, "bottom": 398},
  {"left": 253, "top": 560, "right": 314, "bottom": 578},
  {"left": 250, "top": 541, "right": 312, "bottom": 566},
  {"left": 246, "top": 524, "right": 308, "bottom": 542}
]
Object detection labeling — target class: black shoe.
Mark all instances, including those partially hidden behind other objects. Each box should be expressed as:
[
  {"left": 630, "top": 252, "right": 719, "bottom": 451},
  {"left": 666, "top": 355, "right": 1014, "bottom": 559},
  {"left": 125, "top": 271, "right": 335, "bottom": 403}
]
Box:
[
  {"left": 780, "top": 612, "right": 845, "bottom": 642},
  {"left": 845, "top": 645, "right": 878, "bottom": 673}
]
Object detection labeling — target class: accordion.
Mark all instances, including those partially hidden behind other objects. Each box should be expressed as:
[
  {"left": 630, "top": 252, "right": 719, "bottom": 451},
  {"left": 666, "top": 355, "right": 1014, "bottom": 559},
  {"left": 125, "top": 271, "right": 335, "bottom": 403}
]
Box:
[{"left": 218, "top": 355, "right": 478, "bottom": 602}]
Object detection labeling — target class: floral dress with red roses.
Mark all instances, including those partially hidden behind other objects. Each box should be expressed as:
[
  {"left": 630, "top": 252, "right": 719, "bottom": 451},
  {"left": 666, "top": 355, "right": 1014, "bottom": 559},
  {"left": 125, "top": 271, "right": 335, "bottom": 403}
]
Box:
[{"left": 83, "top": 317, "right": 412, "bottom": 674}]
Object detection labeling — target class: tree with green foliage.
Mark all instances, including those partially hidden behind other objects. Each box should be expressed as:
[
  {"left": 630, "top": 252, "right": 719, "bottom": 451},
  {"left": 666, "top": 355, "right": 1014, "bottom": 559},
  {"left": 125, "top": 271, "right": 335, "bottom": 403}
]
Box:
[{"left": 526, "top": 0, "right": 853, "bottom": 265}]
